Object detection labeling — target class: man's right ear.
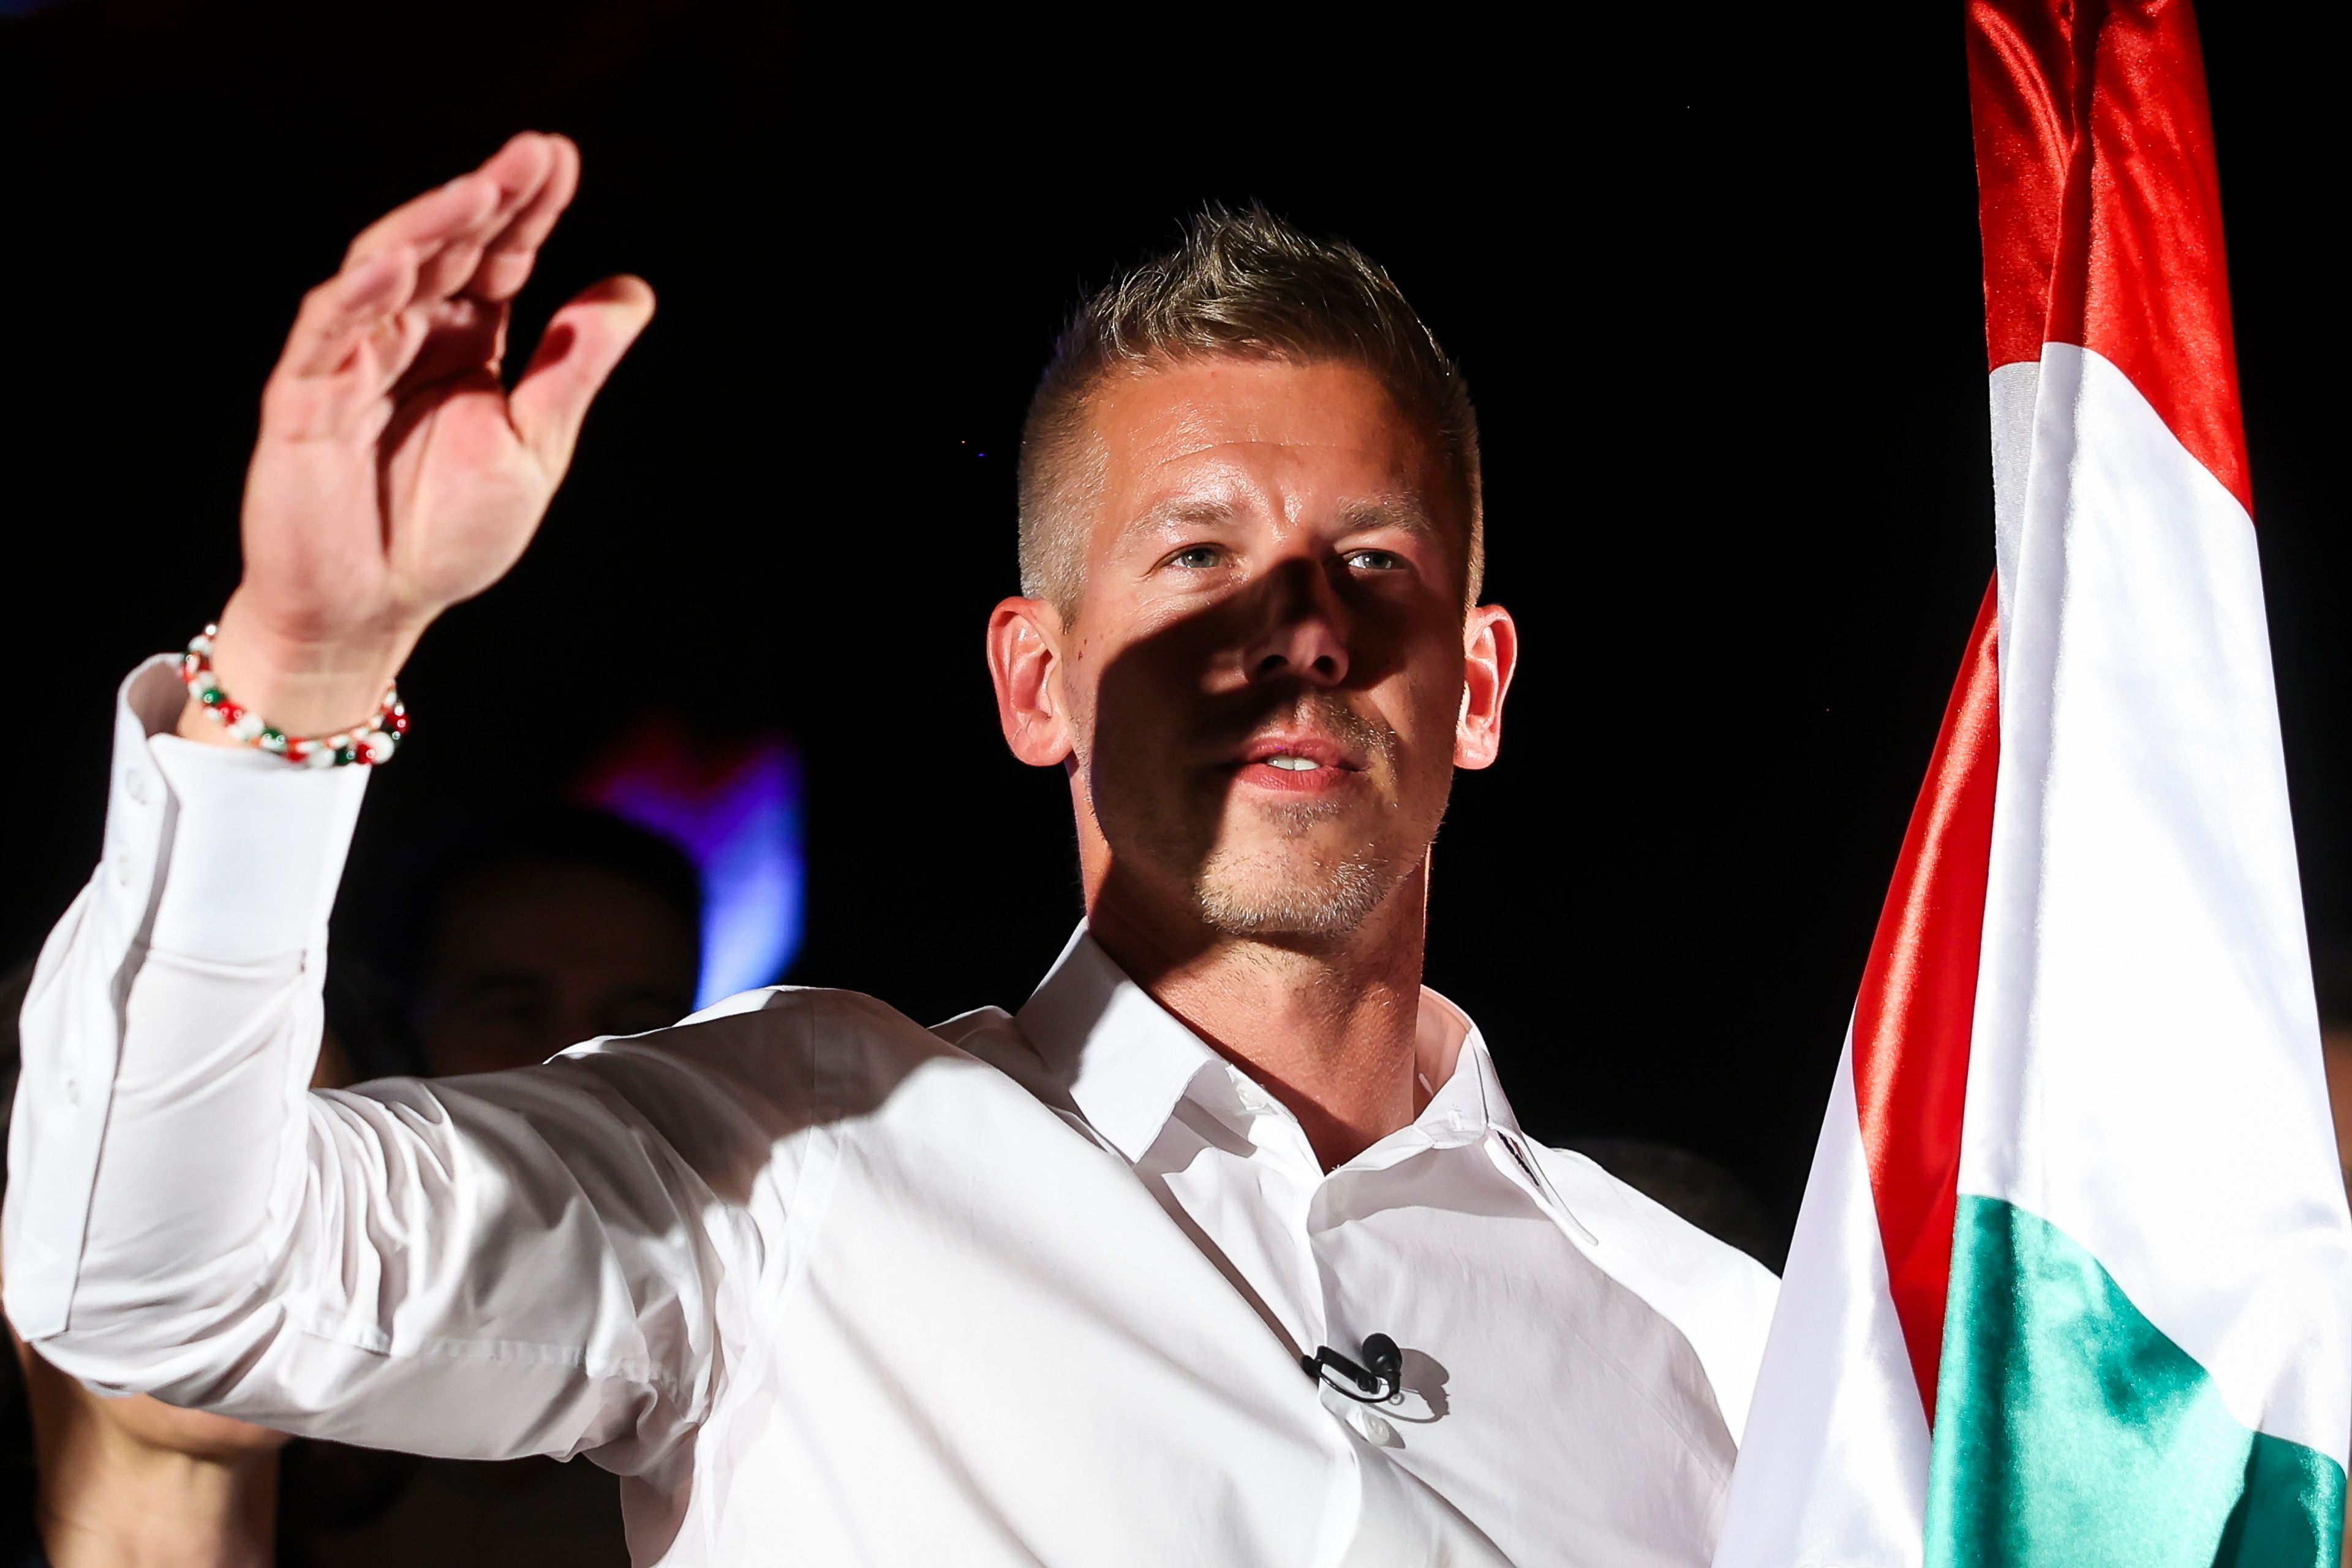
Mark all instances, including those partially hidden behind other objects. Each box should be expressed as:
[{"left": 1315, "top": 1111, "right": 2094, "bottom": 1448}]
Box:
[{"left": 986, "top": 598, "right": 1075, "bottom": 767}]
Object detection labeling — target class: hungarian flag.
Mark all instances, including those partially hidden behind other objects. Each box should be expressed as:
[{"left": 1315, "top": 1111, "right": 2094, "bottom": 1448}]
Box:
[{"left": 1714, "top": 3, "right": 2352, "bottom": 1563}]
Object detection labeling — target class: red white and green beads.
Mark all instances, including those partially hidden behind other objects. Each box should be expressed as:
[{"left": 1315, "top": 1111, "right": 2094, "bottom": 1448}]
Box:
[{"left": 181, "top": 625, "right": 407, "bottom": 767}]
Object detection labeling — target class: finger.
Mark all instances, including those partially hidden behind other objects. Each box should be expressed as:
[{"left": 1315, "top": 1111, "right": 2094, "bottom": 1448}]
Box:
[
  {"left": 508, "top": 275, "right": 656, "bottom": 480},
  {"left": 341, "top": 173, "right": 502, "bottom": 275},
  {"left": 468, "top": 134, "right": 581, "bottom": 304},
  {"left": 281, "top": 245, "right": 419, "bottom": 380},
  {"left": 410, "top": 134, "right": 560, "bottom": 301},
  {"left": 342, "top": 133, "right": 551, "bottom": 269}
]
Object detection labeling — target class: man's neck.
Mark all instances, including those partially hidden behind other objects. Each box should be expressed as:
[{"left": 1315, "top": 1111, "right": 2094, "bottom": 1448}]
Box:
[{"left": 1087, "top": 875, "right": 1430, "bottom": 1172}]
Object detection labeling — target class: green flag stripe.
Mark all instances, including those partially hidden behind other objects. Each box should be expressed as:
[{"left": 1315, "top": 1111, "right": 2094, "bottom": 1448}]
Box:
[{"left": 1926, "top": 1195, "right": 2343, "bottom": 1567}]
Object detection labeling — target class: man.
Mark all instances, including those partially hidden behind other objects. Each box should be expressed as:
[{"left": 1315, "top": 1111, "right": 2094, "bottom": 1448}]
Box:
[
  {"left": 2328, "top": 963, "right": 2352, "bottom": 1568},
  {"left": 398, "top": 807, "right": 705, "bottom": 1078},
  {"left": 2, "top": 962, "right": 307, "bottom": 1568},
  {"left": 296, "top": 805, "right": 698, "bottom": 1565},
  {"left": 2, "top": 133, "right": 1774, "bottom": 1566}
]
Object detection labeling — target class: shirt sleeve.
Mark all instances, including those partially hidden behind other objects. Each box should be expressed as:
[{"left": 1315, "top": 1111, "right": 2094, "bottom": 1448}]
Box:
[
  {"left": 1528, "top": 1141, "right": 1782, "bottom": 1447},
  {"left": 1, "top": 657, "right": 746, "bottom": 1471}
]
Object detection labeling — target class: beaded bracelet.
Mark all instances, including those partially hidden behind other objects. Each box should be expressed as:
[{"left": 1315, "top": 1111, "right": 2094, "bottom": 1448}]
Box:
[{"left": 181, "top": 625, "right": 408, "bottom": 767}]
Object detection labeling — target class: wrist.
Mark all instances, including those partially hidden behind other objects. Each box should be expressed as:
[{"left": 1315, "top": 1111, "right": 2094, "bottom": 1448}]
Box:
[{"left": 173, "top": 595, "right": 420, "bottom": 748}]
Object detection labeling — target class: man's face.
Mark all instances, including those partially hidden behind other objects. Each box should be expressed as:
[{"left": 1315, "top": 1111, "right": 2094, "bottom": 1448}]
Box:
[
  {"left": 992, "top": 356, "right": 1513, "bottom": 943},
  {"left": 415, "top": 860, "right": 700, "bottom": 1075}
]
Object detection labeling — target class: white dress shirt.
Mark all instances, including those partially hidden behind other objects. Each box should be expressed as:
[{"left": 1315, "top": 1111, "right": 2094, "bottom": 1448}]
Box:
[{"left": 4, "top": 659, "right": 1777, "bottom": 1567}]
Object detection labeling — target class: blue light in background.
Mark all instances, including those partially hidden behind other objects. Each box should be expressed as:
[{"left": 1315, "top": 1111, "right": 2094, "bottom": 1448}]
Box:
[{"left": 576, "top": 720, "right": 805, "bottom": 1009}]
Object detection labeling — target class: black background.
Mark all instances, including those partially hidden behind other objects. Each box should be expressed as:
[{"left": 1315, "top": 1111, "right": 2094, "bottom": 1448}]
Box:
[{"left": 1, "top": 1, "right": 2342, "bottom": 1234}]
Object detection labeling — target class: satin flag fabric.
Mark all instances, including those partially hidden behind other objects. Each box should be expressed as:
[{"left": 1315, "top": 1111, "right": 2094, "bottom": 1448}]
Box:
[{"left": 1714, "top": 3, "right": 2352, "bottom": 1563}]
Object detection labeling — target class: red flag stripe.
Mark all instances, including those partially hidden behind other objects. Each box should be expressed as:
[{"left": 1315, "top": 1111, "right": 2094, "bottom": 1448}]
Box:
[
  {"left": 1852, "top": 580, "right": 2001, "bottom": 1422},
  {"left": 1856, "top": 0, "right": 2247, "bottom": 1425},
  {"left": 1966, "top": 0, "right": 2250, "bottom": 513}
]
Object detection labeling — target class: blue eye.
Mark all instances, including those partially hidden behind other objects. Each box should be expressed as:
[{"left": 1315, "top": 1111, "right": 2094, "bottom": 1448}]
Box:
[
  {"left": 1170, "top": 545, "right": 1223, "bottom": 569},
  {"left": 1345, "top": 549, "right": 1405, "bottom": 571}
]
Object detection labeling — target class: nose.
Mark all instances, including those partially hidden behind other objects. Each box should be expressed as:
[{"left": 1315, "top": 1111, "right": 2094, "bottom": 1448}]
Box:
[{"left": 1242, "top": 560, "right": 1351, "bottom": 688}]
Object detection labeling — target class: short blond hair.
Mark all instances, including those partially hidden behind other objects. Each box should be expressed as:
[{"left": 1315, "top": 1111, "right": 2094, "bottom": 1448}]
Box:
[{"left": 1017, "top": 206, "right": 1483, "bottom": 613}]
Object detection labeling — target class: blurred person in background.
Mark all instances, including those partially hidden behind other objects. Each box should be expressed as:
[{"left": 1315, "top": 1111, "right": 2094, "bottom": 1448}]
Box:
[
  {"left": 1, "top": 806, "right": 686, "bottom": 1567},
  {"left": 296, "top": 807, "right": 696, "bottom": 1567},
  {"left": 2316, "top": 944, "right": 2352, "bottom": 1204},
  {"left": 2315, "top": 943, "right": 2352, "bottom": 1568},
  {"left": 1, "top": 962, "right": 394, "bottom": 1568},
  {"left": 393, "top": 807, "right": 703, "bottom": 1079},
  {"left": 6, "top": 1239, "right": 291, "bottom": 1568}
]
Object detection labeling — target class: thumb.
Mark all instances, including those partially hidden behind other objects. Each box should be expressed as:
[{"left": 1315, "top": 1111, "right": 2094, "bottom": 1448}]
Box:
[{"left": 510, "top": 274, "right": 657, "bottom": 480}]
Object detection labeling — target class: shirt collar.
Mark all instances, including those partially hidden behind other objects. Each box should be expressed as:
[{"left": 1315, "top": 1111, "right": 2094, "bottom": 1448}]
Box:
[
  {"left": 1411, "top": 987, "right": 1509, "bottom": 1150},
  {"left": 1014, "top": 924, "right": 1523, "bottom": 1164},
  {"left": 1016, "top": 927, "right": 1216, "bottom": 1163}
]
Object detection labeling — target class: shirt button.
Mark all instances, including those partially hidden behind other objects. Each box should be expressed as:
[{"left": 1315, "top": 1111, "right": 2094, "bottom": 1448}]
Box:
[
  {"left": 63, "top": 1077, "right": 81, "bottom": 1107},
  {"left": 113, "top": 852, "right": 135, "bottom": 889},
  {"left": 1357, "top": 1411, "right": 1395, "bottom": 1446},
  {"left": 123, "top": 768, "right": 150, "bottom": 805}
]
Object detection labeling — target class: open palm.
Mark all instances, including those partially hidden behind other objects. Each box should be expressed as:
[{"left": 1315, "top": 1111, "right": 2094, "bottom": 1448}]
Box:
[{"left": 210, "top": 133, "right": 652, "bottom": 734}]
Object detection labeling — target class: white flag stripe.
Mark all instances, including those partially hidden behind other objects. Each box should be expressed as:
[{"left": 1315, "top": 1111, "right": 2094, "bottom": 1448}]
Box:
[
  {"left": 1986, "top": 360, "right": 2038, "bottom": 654},
  {"left": 1711, "top": 1035, "right": 1929, "bottom": 1568},
  {"left": 1962, "top": 342, "right": 2352, "bottom": 1462}
]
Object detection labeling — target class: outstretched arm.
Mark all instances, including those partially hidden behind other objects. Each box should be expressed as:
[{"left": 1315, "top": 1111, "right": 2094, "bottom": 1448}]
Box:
[{"left": 0, "top": 140, "right": 737, "bottom": 1468}]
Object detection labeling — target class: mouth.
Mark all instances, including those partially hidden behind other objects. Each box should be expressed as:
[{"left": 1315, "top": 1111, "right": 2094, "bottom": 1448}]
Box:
[{"left": 1231, "top": 733, "right": 1368, "bottom": 794}]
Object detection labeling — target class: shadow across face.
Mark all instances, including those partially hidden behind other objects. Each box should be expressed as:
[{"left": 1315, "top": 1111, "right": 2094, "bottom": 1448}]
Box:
[
  {"left": 1035, "top": 357, "right": 1505, "bottom": 968},
  {"left": 1080, "top": 557, "right": 1442, "bottom": 952}
]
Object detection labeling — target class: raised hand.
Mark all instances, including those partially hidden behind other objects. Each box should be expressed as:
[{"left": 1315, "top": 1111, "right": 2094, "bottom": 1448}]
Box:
[{"left": 186, "top": 132, "right": 654, "bottom": 744}]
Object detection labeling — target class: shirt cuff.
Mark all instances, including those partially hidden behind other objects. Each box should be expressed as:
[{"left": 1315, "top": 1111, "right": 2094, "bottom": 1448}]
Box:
[
  {"left": 4, "top": 658, "right": 371, "bottom": 1338},
  {"left": 113, "top": 655, "right": 369, "bottom": 962}
]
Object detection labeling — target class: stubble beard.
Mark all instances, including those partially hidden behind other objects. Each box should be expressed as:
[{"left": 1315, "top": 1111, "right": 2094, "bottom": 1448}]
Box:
[
  {"left": 1081, "top": 687, "right": 1431, "bottom": 942},
  {"left": 1191, "top": 797, "right": 1411, "bottom": 938}
]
